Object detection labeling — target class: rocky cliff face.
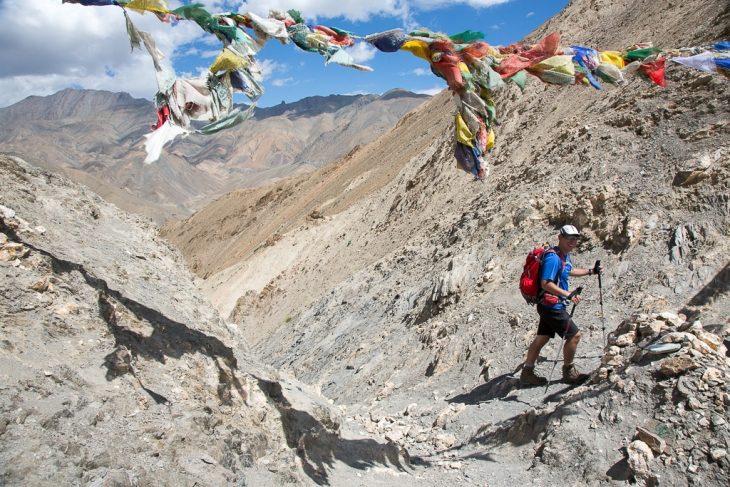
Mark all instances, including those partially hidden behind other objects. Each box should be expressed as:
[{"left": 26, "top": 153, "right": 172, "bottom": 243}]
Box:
[
  {"left": 162, "top": 0, "right": 730, "bottom": 484},
  {"left": 0, "top": 155, "right": 414, "bottom": 486}
]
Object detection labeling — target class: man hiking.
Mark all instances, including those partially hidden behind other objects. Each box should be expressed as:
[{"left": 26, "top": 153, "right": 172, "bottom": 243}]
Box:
[{"left": 520, "top": 224, "right": 601, "bottom": 386}]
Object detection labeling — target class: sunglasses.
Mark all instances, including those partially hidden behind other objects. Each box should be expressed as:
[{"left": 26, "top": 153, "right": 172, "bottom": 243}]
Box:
[{"left": 563, "top": 235, "right": 580, "bottom": 241}]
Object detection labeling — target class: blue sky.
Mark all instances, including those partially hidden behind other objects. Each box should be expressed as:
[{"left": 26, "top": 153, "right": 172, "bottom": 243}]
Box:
[{"left": 0, "top": 1, "right": 569, "bottom": 108}]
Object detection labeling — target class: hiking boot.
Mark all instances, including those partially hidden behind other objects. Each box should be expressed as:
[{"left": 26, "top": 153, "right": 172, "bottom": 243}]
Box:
[
  {"left": 520, "top": 365, "right": 548, "bottom": 386},
  {"left": 562, "top": 364, "right": 589, "bottom": 384}
]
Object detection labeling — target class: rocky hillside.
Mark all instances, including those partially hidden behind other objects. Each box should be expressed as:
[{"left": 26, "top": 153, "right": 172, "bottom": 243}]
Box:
[
  {"left": 161, "top": 0, "right": 730, "bottom": 484},
  {"left": 0, "top": 155, "right": 417, "bottom": 486},
  {"left": 0, "top": 89, "right": 427, "bottom": 222}
]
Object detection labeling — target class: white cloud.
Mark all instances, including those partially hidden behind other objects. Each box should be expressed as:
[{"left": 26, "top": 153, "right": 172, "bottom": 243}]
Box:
[
  {"left": 239, "top": 0, "right": 407, "bottom": 23},
  {"left": 410, "top": 67, "right": 430, "bottom": 76},
  {"left": 413, "top": 85, "right": 444, "bottom": 96},
  {"left": 345, "top": 43, "right": 377, "bottom": 64},
  {"left": 412, "top": 0, "right": 510, "bottom": 9},
  {"left": 0, "top": 0, "right": 513, "bottom": 107},
  {"left": 0, "top": 0, "right": 202, "bottom": 107},
  {"left": 526, "top": 11, "right": 535, "bottom": 17},
  {"left": 258, "top": 59, "right": 288, "bottom": 78},
  {"left": 200, "top": 49, "right": 222, "bottom": 59},
  {"left": 271, "top": 77, "right": 294, "bottom": 87},
  {"left": 238, "top": 1, "right": 511, "bottom": 24}
]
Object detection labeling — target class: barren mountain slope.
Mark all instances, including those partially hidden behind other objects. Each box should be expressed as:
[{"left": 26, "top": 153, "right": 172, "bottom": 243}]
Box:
[
  {"left": 0, "top": 90, "right": 426, "bottom": 222},
  {"left": 163, "top": 0, "right": 729, "bottom": 484},
  {"left": 162, "top": 92, "right": 454, "bottom": 282},
  {"left": 528, "top": 0, "right": 730, "bottom": 47}
]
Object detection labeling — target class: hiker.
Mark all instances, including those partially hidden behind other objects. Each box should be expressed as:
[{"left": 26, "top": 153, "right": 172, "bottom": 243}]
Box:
[{"left": 520, "top": 224, "right": 601, "bottom": 386}]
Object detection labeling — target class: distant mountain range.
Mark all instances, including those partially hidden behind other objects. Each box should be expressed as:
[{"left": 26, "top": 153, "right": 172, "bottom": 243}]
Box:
[{"left": 0, "top": 88, "right": 429, "bottom": 222}]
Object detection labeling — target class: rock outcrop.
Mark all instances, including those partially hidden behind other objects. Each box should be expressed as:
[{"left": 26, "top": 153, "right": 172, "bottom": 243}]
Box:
[{"left": 0, "top": 155, "right": 407, "bottom": 486}]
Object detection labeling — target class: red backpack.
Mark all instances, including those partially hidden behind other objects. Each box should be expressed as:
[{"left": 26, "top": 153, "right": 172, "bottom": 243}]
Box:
[{"left": 519, "top": 247, "right": 563, "bottom": 304}]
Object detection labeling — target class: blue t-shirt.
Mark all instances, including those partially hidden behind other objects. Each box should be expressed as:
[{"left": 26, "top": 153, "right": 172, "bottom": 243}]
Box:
[{"left": 540, "top": 249, "right": 572, "bottom": 309}]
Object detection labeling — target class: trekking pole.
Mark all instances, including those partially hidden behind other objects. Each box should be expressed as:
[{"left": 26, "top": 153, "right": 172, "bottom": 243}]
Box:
[
  {"left": 545, "top": 286, "right": 584, "bottom": 393},
  {"left": 596, "top": 260, "right": 607, "bottom": 347}
]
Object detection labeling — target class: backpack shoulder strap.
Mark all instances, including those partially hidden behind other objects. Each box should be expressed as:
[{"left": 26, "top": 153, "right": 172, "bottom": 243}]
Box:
[{"left": 541, "top": 248, "right": 565, "bottom": 284}]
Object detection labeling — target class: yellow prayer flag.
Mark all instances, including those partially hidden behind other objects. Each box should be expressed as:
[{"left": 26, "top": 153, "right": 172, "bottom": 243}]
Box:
[
  {"left": 401, "top": 40, "right": 430, "bottom": 61},
  {"left": 124, "top": 0, "right": 170, "bottom": 14},
  {"left": 455, "top": 113, "right": 475, "bottom": 147},
  {"left": 599, "top": 51, "right": 625, "bottom": 69},
  {"left": 486, "top": 128, "right": 495, "bottom": 150},
  {"left": 210, "top": 49, "right": 248, "bottom": 74}
]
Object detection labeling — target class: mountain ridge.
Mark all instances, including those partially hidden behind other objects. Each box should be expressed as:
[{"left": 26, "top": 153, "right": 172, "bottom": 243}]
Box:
[{"left": 0, "top": 88, "right": 429, "bottom": 222}]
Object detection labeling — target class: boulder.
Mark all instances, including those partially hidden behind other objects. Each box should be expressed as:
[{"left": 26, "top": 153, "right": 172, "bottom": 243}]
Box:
[{"left": 627, "top": 440, "right": 656, "bottom": 485}]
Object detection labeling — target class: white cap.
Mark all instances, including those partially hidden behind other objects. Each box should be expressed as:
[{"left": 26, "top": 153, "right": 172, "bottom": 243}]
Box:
[{"left": 559, "top": 224, "right": 581, "bottom": 237}]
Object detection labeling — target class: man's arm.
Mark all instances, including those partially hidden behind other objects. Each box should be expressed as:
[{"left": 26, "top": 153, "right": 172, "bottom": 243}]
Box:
[
  {"left": 569, "top": 268, "right": 591, "bottom": 277},
  {"left": 541, "top": 279, "right": 582, "bottom": 303},
  {"left": 569, "top": 261, "right": 602, "bottom": 277}
]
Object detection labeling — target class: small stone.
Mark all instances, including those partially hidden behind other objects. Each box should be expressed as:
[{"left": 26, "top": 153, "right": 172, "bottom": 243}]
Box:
[
  {"left": 627, "top": 440, "right": 654, "bottom": 482},
  {"left": 376, "top": 382, "right": 396, "bottom": 400},
  {"left": 710, "top": 449, "right": 727, "bottom": 462},
  {"left": 659, "top": 357, "right": 698, "bottom": 378},
  {"left": 690, "top": 339, "right": 715, "bottom": 355},
  {"left": 54, "top": 303, "right": 81, "bottom": 316},
  {"left": 595, "top": 367, "right": 610, "bottom": 381},
  {"left": 613, "top": 332, "right": 637, "bottom": 347},
  {"left": 615, "top": 320, "right": 638, "bottom": 335},
  {"left": 433, "top": 433, "right": 457, "bottom": 449},
  {"left": 687, "top": 397, "right": 704, "bottom": 411},
  {"left": 636, "top": 426, "right": 667, "bottom": 454},
  {"left": 696, "top": 332, "right": 723, "bottom": 352},
  {"left": 721, "top": 393, "right": 730, "bottom": 406},
  {"left": 200, "top": 454, "right": 217, "bottom": 465},
  {"left": 638, "top": 320, "right": 665, "bottom": 338},
  {"left": 0, "top": 242, "right": 29, "bottom": 261},
  {"left": 632, "top": 313, "right": 651, "bottom": 323},
  {"left": 660, "top": 332, "right": 695, "bottom": 344},
  {"left": 702, "top": 367, "right": 723, "bottom": 384},
  {"left": 369, "top": 409, "right": 385, "bottom": 423},
  {"left": 711, "top": 415, "right": 726, "bottom": 428},
  {"left": 385, "top": 429, "right": 404, "bottom": 443},
  {"left": 658, "top": 311, "right": 684, "bottom": 327},
  {"left": 403, "top": 403, "right": 418, "bottom": 416},
  {"left": 603, "top": 355, "right": 625, "bottom": 367},
  {"left": 679, "top": 320, "right": 702, "bottom": 332},
  {"left": 31, "top": 277, "right": 52, "bottom": 293}
]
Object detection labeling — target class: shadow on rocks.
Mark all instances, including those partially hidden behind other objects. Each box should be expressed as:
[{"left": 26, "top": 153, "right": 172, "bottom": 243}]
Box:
[
  {"left": 20, "top": 239, "right": 250, "bottom": 406},
  {"left": 257, "top": 378, "right": 411, "bottom": 485},
  {"left": 680, "top": 262, "right": 730, "bottom": 319},
  {"left": 96, "top": 289, "right": 248, "bottom": 406},
  {"left": 447, "top": 372, "right": 520, "bottom": 405},
  {"left": 469, "top": 383, "right": 612, "bottom": 448}
]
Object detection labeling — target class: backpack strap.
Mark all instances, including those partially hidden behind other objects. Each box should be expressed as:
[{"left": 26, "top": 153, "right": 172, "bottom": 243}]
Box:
[{"left": 537, "top": 248, "right": 566, "bottom": 300}]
